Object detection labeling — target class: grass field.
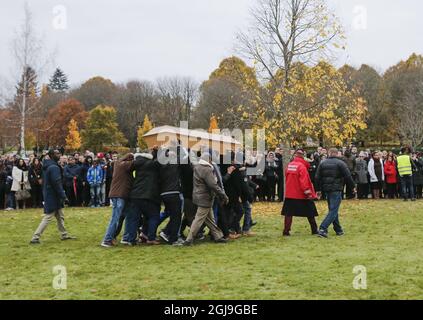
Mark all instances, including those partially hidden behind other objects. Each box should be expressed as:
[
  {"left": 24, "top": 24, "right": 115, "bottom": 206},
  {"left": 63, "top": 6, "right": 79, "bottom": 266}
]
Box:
[{"left": 1, "top": 200, "right": 423, "bottom": 300}]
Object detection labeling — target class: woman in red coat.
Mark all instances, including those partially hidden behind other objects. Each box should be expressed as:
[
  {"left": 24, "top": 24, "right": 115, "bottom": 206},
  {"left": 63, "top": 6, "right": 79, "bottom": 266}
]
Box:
[
  {"left": 384, "top": 155, "right": 398, "bottom": 199},
  {"left": 281, "top": 149, "right": 319, "bottom": 236}
]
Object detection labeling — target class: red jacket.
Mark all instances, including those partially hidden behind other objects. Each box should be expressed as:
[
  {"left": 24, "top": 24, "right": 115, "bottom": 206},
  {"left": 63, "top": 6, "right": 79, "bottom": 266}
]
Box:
[
  {"left": 384, "top": 160, "right": 398, "bottom": 184},
  {"left": 285, "top": 157, "right": 317, "bottom": 200}
]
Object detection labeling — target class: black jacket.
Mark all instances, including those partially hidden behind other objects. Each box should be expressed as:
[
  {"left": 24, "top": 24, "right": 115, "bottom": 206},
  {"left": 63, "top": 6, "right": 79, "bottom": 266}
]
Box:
[
  {"left": 130, "top": 153, "right": 160, "bottom": 204},
  {"left": 315, "top": 157, "right": 355, "bottom": 192},
  {"left": 159, "top": 163, "right": 181, "bottom": 195}
]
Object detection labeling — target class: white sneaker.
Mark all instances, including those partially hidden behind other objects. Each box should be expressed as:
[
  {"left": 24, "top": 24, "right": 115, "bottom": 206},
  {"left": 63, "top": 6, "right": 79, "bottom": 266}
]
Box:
[
  {"left": 5, "top": 207, "right": 14, "bottom": 211},
  {"left": 120, "top": 240, "right": 133, "bottom": 246},
  {"left": 159, "top": 231, "right": 169, "bottom": 243}
]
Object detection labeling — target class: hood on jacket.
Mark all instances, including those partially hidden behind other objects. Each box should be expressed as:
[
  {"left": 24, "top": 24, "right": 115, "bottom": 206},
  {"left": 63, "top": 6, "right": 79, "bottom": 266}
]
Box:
[
  {"left": 198, "top": 159, "right": 213, "bottom": 168},
  {"left": 43, "top": 159, "right": 58, "bottom": 170},
  {"left": 134, "top": 153, "right": 153, "bottom": 160}
]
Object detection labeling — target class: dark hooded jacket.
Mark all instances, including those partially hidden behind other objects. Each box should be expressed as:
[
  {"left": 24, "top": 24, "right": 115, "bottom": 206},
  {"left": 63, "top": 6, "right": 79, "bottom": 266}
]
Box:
[
  {"left": 130, "top": 153, "right": 160, "bottom": 204},
  {"left": 42, "top": 159, "right": 66, "bottom": 214}
]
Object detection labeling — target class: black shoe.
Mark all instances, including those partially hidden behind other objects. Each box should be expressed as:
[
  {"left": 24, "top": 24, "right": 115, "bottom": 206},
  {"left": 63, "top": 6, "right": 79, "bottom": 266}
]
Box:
[
  {"left": 215, "top": 238, "right": 228, "bottom": 244},
  {"left": 283, "top": 232, "right": 291, "bottom": 237},
  {"left": 318, "top": 230, "right": 328, "bottom": 238},
  {"left": 101, "top": 241, "right": 114, "bottom": 248},
  {"left": 336, "top": 231, "right": 345, "bottom": 236},
  {"left": 251, "top": 221, "right": 257, "bottom": 227},
  {"left": 30, "top": 239, "right": 40, "bottom": 244},
  {"left": 412, "top": 198, "right": 417, "bottom": 202},
  {"left": 196, "top": 232, "right": 205, "bottom": 241}
]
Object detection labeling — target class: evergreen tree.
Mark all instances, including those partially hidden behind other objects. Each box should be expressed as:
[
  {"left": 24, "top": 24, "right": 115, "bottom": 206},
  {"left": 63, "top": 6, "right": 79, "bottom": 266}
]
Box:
[
  {"left": 48, "top": 67, "right": 70, "bottom": 92},
  {"left": 15, "top": 66, "right": 38, "bottom": 98}
]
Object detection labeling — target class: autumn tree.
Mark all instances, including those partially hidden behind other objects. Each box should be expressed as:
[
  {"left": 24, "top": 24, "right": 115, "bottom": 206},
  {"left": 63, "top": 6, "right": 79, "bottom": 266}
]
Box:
[
  {"left": 42, "top": 99, "right": 88, "bottom": 147},
  {"left": 137, "top": 115, "right": 154, "bottom": 150},
  {"left": 70, "top": 76, "right": 117, "bottom": 110},
  {"left": 243, "top": 61, "right": 367, "bottom": 147},
  {"left": 65, "top": 119, "right": 82, "bottom": 152},
  {"left": 194, "top": 56, "right": 260, "bottom": 129},
  {"left": 81, "top": 105, "right": 127, "bottom": 152},
  {"left": 237, "top": 0, "right": 344, "bottom": 84},
  {"left": 208, "top": 116, "right": 219, "bottom": 133}
]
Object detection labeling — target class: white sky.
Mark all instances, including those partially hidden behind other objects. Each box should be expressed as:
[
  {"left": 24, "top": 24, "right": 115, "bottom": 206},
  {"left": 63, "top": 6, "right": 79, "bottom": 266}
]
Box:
[{"left": 0, "top": 0, "right": 422, "bottom": 87}]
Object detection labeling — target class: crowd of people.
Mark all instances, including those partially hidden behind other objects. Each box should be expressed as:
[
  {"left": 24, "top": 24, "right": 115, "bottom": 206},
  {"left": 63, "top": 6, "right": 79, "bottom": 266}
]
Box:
[{"left": 0, "top": 143, "right": 422, "bottom": 246}]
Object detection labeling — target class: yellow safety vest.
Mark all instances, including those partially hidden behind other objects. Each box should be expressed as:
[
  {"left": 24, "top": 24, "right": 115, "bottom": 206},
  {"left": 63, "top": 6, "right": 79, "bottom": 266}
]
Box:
[{"left": 397, "top": 155, "right": 412, "bottom": 176}]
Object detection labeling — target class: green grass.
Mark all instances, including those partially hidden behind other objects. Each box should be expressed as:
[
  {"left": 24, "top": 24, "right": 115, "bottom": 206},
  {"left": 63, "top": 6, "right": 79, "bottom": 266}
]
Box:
[{"left": 1, "top": 200, "right": 423, "bottom": 300}]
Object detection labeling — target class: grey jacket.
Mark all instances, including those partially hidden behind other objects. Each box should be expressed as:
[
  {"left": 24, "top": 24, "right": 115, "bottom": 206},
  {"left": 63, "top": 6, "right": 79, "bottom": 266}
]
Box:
[
  {"left": 354, "top": 158, "right": 369, "bottom": 184},
  {"left": 193, "top": 159, "right": 228, "bottom": 208}
]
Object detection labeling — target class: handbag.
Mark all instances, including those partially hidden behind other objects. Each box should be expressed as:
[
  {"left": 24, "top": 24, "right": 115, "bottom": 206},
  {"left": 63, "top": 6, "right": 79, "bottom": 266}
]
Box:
[{"left": 15, "top": 189, "right": 31, "bottom": 201}]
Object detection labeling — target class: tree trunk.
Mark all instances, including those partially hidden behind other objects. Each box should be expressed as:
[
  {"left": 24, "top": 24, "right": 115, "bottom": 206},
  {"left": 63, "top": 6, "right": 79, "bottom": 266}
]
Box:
[{"left": 20, "top": 73, "right": 27, "bottom": 157}]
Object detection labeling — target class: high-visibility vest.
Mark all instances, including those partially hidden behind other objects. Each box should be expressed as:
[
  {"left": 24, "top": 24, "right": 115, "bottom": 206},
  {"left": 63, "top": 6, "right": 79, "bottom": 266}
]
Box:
[{"left": 397, "top": 155, "right": 412, "bottom": 176}]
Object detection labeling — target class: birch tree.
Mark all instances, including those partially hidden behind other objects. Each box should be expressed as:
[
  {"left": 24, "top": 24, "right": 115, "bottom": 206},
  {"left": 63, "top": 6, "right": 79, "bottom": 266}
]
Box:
[{"left": 11, "top": 3, "right": 52, "bottom": 156}]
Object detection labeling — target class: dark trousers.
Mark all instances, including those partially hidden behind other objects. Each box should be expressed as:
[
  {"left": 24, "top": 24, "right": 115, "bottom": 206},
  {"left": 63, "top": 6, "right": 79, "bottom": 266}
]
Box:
[
  {"left": 82, "top": 183, "right": 91, "bottom": 206},
  {"left": 180, "top": 198, "right": 197, "bottom": 236},
  {"left": 229, "top": 199, "right": 244, "bottom": 234},
  {"left": 105, "top": 179, "right": 112, "bottom": 206},
  {"left": 266, "top": 176, "right": 276, "bottom": 201},
  {"left": 386, "top": 183, "right": 397, "bottom": 199},
  {"left": 400, "top": 175, "right": 415, "bottom": 200},
  {"left": 416, "top": 185, "right": 423, "bottom": 199},
  {"left": 218, "top": 202, "right": 231, "bottom": 238},
  {"left": 0, "top": 186, "right": 5, "bottom": 209},
  {"left": 284, "top": 216, "right": 318, "bottom": 235},
  {"left": 345, "top": 182, "right": 355, "bottom": 199},
  {"left": 161, "top": 194, "right": 182, "bottom": 243},
  {"left": 277, "top": 178, "right": 284, "bottom": 202},
  {"left": 30, "top": 184, "right": 43, "bottom": 208},
  {"left": 124, "top": 199, "right": 160, "bottom": 242},
  {"left": 357, "top": 184, "right": 369, "bottom": 199}
]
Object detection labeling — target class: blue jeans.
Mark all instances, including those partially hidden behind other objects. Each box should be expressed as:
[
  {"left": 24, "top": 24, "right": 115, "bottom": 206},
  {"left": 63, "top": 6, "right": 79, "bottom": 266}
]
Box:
[
  {"left": 90, "top": 185, "right": 101, "bottom": 206},
  {"left": 124, "top": 199, "right": 160, "bottom": 242},
  {"left": 319, "top": 191, "right": 343, "bottom": 234},
  {"left": 103, "top": 198, "right": 126, "bottom": 243},
  {"left": 6, "top": 192, "right": 16, "bottom": 209},
  {"left": 400, "top": 175, "right": 415, "bottom": 200},
  {"left": 242, "top": 201, "right": 252, "bottom": 232}
]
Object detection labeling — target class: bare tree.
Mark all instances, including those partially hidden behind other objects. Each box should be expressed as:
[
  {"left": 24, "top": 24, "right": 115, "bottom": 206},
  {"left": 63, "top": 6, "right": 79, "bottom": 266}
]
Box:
[
  {"left": 398, "top": 84, "right": 423, "bottom": 148},
  {"left": 10, "top": 3, "right": 52, "bottom": 156},
  {"left": 237, "top": 0, "right": 344, "bottom": 84},
  {"left": 182, "top": 77, "right": 198, "bottom": 124},
  {"left": 156, "top": 77, "right": 198, "bottom": 126}
]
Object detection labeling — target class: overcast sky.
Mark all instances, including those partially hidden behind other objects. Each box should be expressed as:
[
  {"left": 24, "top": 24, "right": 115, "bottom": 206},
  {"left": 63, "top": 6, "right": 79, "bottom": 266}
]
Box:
[{"left": 0, "top": 0, "right": 422, "bottom": 87}]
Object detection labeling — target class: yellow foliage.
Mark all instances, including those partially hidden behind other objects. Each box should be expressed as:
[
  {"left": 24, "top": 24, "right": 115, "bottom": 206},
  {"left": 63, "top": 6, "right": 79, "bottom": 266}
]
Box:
[
  {"left": 137, "top": 115, "right": 154, "bottom": 150},
  {"left": 65, "top": 119, "right": 82, "bottom": 151},
  {"left": 208, "top": 116, "right": 219, "bottom": 133}
]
